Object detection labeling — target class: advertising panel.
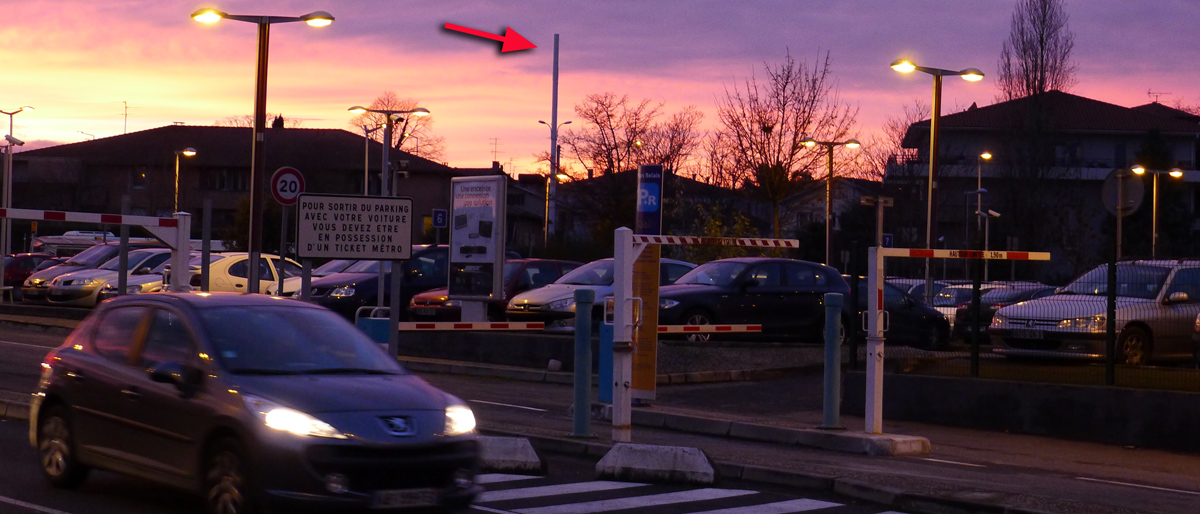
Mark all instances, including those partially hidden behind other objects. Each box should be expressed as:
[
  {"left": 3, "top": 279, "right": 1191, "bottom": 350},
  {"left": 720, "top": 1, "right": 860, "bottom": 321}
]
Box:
[{"left": 448, "top": 176, "right": 506, "bottom": 300}]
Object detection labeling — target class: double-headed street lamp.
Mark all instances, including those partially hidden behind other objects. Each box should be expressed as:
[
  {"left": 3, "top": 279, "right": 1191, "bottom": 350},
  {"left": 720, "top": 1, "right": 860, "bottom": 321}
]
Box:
[
  {"left": 891, "top": 58, "right": 983, "bottom": 301},
  {"left": 975, "top": 151, "right": 992, "bottom": 238},
  {"left": 802, "top": 137, "right": 860, "bottom": 267},
  {"left": 174, "top": 148, "right": 197, "bottom": 213},
  {"left": 539, "top": 119, "right": 571, "bottom": 249},
  {"left": 1, "top": 105, "right": 32, "bottom": 295},
  {"left": 192, "top": 7, "right": 334, "bottom": 294},
  {"left": 1131, "top": 165, "right": 1184, "bottom": 258},
  {"left": 348, "top": 107, "right": 431, "bottom": 197}
]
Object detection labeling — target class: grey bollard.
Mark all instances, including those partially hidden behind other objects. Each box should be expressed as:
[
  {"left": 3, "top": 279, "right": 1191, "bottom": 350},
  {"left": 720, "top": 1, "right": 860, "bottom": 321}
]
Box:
[
  {"left": 572, "top": 289, "right": 595, "bottom": 437},
  {"left": 820, "top": 292, "right": 845, "bottom": 429}
]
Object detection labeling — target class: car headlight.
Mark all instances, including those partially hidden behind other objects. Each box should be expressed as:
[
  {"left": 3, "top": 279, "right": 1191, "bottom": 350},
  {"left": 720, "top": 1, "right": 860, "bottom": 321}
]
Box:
[
  {"left": 544, "top": 298, "right": 576, "bottom": 312},
  {"left": 660, "top": 298, "right": 680, "bottom": 309},
  {"left": 445, "top": 404, "right": 476, "bottom": 436},
  {"left": 243, "top": 394, "right": 346, "bottom": 439},
  {"left": 444, "top": 300, "right": 460, "bottom": 308},
  {"left": 990, "top": 313, "right": 1007, "bottom": 329},
  {"left": 330, "top": 286, "right": 356, "bottom": 298},
  {"left": 82, "top": 278, "right": 104, "bottom": 287},
  {"left": 25, "top": 278, "right": 38, "bottom": 287},
  {"left": 1058, "top": 315, "right": 1106, "bottom": 332}
]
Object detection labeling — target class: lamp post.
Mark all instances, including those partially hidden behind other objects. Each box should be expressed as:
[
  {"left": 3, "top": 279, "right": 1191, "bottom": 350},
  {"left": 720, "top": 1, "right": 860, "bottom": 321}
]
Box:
[
  {"left": 978, "top": 209, "right": 1000, "bottom": 281},
  {"left": 802, "top": 137, "right": 861, "bottom": 267},
  {"left": 174, "top": 148, "right": 197, "bottom": 213},
  {"left": 348, "top": 106, "right": 430, "bottom": 198},
  {"left": 891, "top": 58, "right": 983, "bottom": 302},
  {"left": 403, "top": 133, "right": 420, "bottom": 157},
  {"left": 976, "top": 151, "right": 992, "bottom": 237},
  {"left": 1131, "top": 165, "right": 1184, "bottom": 259},
  {"left": 78, "top": 131, "right": 95, "bottom": 140},
  {"left": 192, "top": 7, "right": 333, "bottom": 294},
  {"left": 539, "top": 120, "right": 571, "bottom": 249},
  {"left": 361, "top": 124, "right": 380, "bottom": 194},
  {"left": 1, "top": 105, "right": 32, "bottom": 296}
]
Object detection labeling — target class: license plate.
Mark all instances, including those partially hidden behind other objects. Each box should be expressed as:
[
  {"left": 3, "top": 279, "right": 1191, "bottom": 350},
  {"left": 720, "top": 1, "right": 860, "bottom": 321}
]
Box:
[
  {"left": 1012, "top": 329, "right": 1044, "bottom": 339},
  {"left": 372, "top": 488, "right": 439, "bottom": 509},
  {"left": 415, "top": 308, "right": 437, "bottom": 316}
]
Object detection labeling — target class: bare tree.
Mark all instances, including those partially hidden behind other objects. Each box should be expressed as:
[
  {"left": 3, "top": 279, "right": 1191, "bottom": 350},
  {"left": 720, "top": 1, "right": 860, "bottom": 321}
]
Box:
[
  {"left": 712, "top": 50, "right": 858, "bottom": 237},
  {"left": 996, "top": 0, "right": 1078, "bottom": 101},
  {"left": 349, "top": 91, "right": 446, "bottom": 162},
  {"left": 215, "top": 114, "right": 304, "bottom": 128},
  {"left": 558, "top": 93, "right": 703, "bottom": 177}
]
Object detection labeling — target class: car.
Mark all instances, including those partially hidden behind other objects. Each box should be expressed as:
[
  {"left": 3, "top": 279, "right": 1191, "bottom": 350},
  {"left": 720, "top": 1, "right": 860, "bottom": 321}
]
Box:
[
  {"left": 32, "top": 257, "right": 67, "bottom": 272},
  {"left": 265, "top": 258, "right": 360, "bottom": 296},
  {"left": 30, "top": 292, "right": 480, "bottom": 514},
  {"left": 930, "top": 283, "right": 1000, "bottom": 333},
  {"left": 305, "top": 245, "right": 458, "bottom": 320},
  {"left": 409, "top": 258, "right": 581, "bottom": 321},
  {"left": 886, "top": 277, "right": 952, "bottom": 302},
  {"left": 166, "top": 252, "right": 301, "bottom": 294},
  {"left": 951, "top": 284, "right": 1057, "bottom": 340},
  {"left": 658, "top": 258, "right": 851, "bottom": 342},
  {"left": 505, "top": 257, "right": 697, "bottom": 333},
  {"left": 2, "top": 252, "right": 54, "bottom": 300},
  {"left": 991, "top": 260, "right": 1200, "bottom": 365},
  {"left": 22, "top": 242, "right": 164, "bottom": 304},
  {"left": 97, "top": 252, "right": 216, "bottom": 301},
  {"left": 853, "top": 280, "right": 951, "bottom": 350},
  {"left": 46, "top": 248, "right": 176, "bottom": 307}
]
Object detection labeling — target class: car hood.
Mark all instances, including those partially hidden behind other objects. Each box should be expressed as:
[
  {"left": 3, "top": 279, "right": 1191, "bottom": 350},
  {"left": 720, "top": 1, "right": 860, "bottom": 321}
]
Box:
[
  {"left": 55, "top": 268, "right": 119, "bottom": 283},
  {"left": 27, "top": 264, "right": 90, "bottom": 282},
  {"left": 510, "top": 283, "right": 612, "bottom": 305},
  {"left": 659, "top": 283, "right": 729, "bottom": 298},
  {"left": 233, "top": 373, "right": 447, "bottom": 413},
  {"left": 123, "top": 273, "right": 165, "bottom": 286},
  {"left": 996, "top": 294, "right": 1151, "bottom": 320},
  {"left": 412, "top": 287, "right": 449, "bottom": 302},
  {"left": 309, "top": 272, "right": 381, "bottom": 287}
]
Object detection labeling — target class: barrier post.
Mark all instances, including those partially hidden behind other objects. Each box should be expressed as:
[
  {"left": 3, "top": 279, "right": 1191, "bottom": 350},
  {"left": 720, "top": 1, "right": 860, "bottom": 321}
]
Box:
[
  {"left": 611, "top": 227, "right": 635, "bottom": 443},
  {"left": 865, "top": 246, "right": 884, "bottom": 434},
  {"left": 820, "top": 292, "right": 845, "bottom": 430},
  {"left": 170, "top": 213, "right": 192, "bottom": 293},
  {"left": 572, "top": 288, "right": 595, "bottom": 438}
]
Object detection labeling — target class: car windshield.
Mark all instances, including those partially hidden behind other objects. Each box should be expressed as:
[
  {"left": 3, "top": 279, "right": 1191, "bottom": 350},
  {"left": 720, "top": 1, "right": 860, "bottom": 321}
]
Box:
[
  {"left": 63, "top": 245, "right": 116, "bottom": 267},
  {"left": 557, "top": 260, "right": 614, "bottom": 286},
  {"left": 198, "top": 306, "right": 405, "bottom": 375},
  {"left": 675, "top": 262, "right": 749, "bottom": 286},
  {"left": 981, "top": 287, "right": 1040, "bottom": 303},
  {"left": 344, "top": 260, "right": 391, "bottom": 273},
  {"left": 503, "top": 262, "right": 521, "bottom": 282},
  {"left": 932, "top": 288, "right": 974, "bottom": 307},
  {"left": 1060, "top": 264, "right": 1170, "bottom": 299},
  {"left": 314, "top": 259, "right": 355, "bottom": 276},
  {"left": 98, "top": 250, "right": 161, "bottom": 271}
]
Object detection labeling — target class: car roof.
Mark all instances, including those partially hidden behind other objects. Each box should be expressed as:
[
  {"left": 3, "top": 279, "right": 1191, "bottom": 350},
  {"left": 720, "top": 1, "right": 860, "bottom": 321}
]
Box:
[{"left": 103, "top": 291, "right": 325, "bottom": 310}]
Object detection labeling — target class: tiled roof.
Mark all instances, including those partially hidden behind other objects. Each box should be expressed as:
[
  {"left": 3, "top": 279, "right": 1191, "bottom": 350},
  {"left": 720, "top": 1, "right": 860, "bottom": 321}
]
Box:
[
  {"left": 902, "top": 91, "right": 1200, "bottom": 148},
  {"left": 1131, "top": 102, "right": 1200, "bottom": 124}
]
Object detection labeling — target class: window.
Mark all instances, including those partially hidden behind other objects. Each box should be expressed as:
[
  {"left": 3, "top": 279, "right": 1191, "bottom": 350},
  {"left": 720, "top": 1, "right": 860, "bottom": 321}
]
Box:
[
  {"left": 229, "top": 258, "right": 273, "bottom": 280},
  {"left": 138, "top": 309, "right": 194, "bottom": 369},
  {"left": 661, "top": 263, "right": 693, "bottom": 285},
  {"left": 784, "top": 263, "right": 827, "bottom": 288},
  {"left": 1166, "top": 268, "right": 1200, "bottom": 302},
  {"left": 745, "top": 263, "right": 780, "bottom": 287},
  {"left": 276, "top": 259, "right": 303, "bottom": 279},
  {"left": 92, "top": 306, "right": 149, "bottom": 365}
]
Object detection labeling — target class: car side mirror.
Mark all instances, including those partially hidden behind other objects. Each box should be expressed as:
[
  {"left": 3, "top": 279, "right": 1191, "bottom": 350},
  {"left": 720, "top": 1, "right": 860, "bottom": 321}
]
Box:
[
  {"left": 1167, "top": 291, "right": 1189, "bottom": 303},
  {"left": 134, "top": 266, "right": 152, "bottom": 275},
  {"left": 148, "top": 361, "right": 201, "bottom": 396},
  {"left": 740, "top": 278, "right": 759, "bottom": 291}
]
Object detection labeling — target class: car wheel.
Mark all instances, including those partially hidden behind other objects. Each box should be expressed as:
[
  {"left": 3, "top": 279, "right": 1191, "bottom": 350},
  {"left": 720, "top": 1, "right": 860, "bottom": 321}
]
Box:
[
  {"left": 682, "top": 309, "right": 714, "bottom": 343},
  {"left": 922, "top": 324, "right": 943, "bottom": 350},
  {"left": 204, "top": 438, "right": 255, "bottom": 514},
  {"left": 1117, "top": 326, "right": 1152, "bottom": 366},
  {"left": 38, "top": 405, "right": 89, "bottom": 489}
]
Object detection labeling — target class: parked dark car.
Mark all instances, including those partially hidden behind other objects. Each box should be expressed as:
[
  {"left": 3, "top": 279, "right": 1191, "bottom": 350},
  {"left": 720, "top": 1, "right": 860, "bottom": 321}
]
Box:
[
  {"left": 3, "top": 252, "right": 54, "bottom": 300},
  {"left": 853, "top": 280, "right": 951, "bottom": 350},
  {"left": 30, "top": 292, "right": 480, "bottom": 514},
  {"left": 952, "top": 284, "right": 1057, "bottom": 340},
  {"left": 657, "top": 258, "right": 851, "bottom": 342},
  {"left": 33, "top": 257, "right": 67, "bottom": 272},
  {"left": 409, "top": 258, "right": 581, "bottom": 321},
  {"left": 22, "top": 242, "right": 163, "bottom": 304}
]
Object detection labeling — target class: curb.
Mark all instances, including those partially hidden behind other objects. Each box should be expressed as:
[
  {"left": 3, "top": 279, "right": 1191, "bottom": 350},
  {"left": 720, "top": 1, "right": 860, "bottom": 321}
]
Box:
[{"left": 399, "top": 357, "right": 817, "bottom": 386}]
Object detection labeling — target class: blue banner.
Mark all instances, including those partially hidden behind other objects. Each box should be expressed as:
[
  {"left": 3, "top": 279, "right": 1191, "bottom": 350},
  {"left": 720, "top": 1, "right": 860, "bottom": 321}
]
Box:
[{"left": 635, "top": 164, "right": 664, "bottom": 235}]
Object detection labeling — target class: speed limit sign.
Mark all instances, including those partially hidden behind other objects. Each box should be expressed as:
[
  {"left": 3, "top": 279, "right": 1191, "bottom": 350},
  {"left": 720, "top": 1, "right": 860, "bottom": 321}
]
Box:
[{"left": 271, "top": 167, "right": 305, "bottom": 205}]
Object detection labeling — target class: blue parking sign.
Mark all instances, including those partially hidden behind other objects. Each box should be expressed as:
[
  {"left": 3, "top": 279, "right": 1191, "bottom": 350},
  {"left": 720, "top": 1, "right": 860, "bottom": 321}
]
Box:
[
  {"left": 432, "top": 209, "right": 448, "bottom": 229},
  {"left": 882, "top": 233, "right": 894, "bottom": 248}
]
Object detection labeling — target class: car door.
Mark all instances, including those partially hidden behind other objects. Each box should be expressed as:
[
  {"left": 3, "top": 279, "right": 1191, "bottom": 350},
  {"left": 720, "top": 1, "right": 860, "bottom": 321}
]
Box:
[
  {"left": 224, "top": 257, "right": 274, "bottom": 293},
  {"left": 781, "top": 262, "right": 832, "bottom": 338},
  {"left": 1158, "top": 267, "right": 1200, "bottom": 358},
  {"left": 120, "top": 307, "right": 209, "bottom": 480},
  {"left": 724, "top": 263, "right": 787, "bottom": 329}
]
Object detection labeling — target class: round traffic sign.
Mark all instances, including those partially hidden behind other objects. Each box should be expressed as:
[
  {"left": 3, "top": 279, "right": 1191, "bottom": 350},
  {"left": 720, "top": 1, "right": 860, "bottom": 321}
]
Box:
[{"left": 271, "top": 167, "right": 305, "bottom": 206}]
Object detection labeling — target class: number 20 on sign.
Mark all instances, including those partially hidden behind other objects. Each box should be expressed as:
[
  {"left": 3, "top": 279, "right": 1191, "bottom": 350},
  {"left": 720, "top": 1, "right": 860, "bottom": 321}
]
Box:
[{"left": 271, "top": 167, "right": 305, "bottom": 206}]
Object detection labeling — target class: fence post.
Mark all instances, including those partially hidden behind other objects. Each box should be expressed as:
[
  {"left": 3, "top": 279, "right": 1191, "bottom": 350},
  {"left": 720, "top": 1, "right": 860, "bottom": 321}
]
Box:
[
  {"left": 820, "top": 292, "right": 845, "bottom": 430},
  {"left": 970, "top": 255, "right": 983, "bottom": 378},
  {"left": 1106, "top": 256, "right": 1117, "bottom": 386},
  {"left": 572, "top": 288, "right": 595, "bottom": 438}
]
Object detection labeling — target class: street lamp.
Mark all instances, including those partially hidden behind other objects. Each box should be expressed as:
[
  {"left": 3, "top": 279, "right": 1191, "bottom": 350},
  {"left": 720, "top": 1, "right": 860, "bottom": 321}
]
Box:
[
  {"left": 361, "top": 124, "right": 380, "bottom": 194},
  {"left": 975, "top": 151, "right": 992, "bottom": 239},
  {"left": 1131, "top": 165, "right": 1184, "bottom": 258},
  {"left": 78, "top": 131, "right": 95, "bottom": 140},
  {"left": 403, "top": 133, "right": 419, "bottom": 157},
  {"left": 348, "top": 106, "right": 430, "bottom": 197},
  {"left": 174, "top": 148, "right": 197, "bottom": 213},
  {"left": 539, "top": 119, "right": 572, "bottom": 249},
  {"left": 977, "top": 209, "right": 1000, "bottom": 281},
  {"left": 891, "top": 58, "right": 983, "bottom": 302},
  {"left": 802, "top": 137, "right": 861, "bottom": 267},
  {"left": 1, "top": 105, "right": 32, "bottom": 296},
  {"left": 192, "top": 7, "right": 333, "bottom": 294}
]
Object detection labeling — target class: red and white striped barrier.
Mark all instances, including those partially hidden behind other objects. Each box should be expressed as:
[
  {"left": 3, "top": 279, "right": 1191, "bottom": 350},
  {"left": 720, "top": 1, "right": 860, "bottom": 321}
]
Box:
[
  {"left": 0, "top": 207, "right": 178, "bottom": 227},
  {"left": 631, "top": 235, "right": 799, "bottom": 248},
  {"left": 658, "top": 324, "right": 762, "bottom": 334},
  {"left": 397, "top": 322, "right": 546, "bottom": 331},
  {"left": 878, "top": 247, "right": 1050, "bottom": 261}
]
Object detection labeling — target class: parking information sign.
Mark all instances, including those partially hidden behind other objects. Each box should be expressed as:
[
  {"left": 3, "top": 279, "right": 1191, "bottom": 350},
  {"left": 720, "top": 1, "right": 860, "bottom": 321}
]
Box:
[
  {"left": 296, "top": 193, "right": 412, "bottom": 260},
  {"left": 432, "top": 208, "right": 448, "bottom": 229}
]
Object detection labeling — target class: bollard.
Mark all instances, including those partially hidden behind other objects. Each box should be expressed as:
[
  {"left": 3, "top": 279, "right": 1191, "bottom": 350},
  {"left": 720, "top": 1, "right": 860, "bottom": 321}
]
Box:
[
  {"left": 820, "top": 292, "right": 845, "bottom": 430},
  {"left": 572, "top": 289, "right": 595, "bottom": 438}
]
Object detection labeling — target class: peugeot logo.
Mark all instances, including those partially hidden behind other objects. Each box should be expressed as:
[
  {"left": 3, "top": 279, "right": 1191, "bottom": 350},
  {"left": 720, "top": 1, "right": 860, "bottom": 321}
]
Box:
[
  {"left": 380, "top": 416, "right": 416, "bottom": 436},
  {"left": 1026, "top": 320, "right": 1035, "bottom": 328}
]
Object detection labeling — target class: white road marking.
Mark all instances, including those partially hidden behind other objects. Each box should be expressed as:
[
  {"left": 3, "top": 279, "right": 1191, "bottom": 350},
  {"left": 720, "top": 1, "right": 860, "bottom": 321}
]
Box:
[
  {"left": 0, "top": 340, "right": 55, "bottom": 349},
  {"left": 0, "top": 495, "right": 75, "bottom": 514},
  {"left": 469, "top": 400, "right": 548, "bottom": 412},
  {"left": 920, "top": 457, "right": 986, "bottom": 468},
  {"left": 687, "top": 498, "right": 843, "bottom": 513},
  {"left": 1075, "top": 477, "right": 1200, "bottom": 496},
  {"left": 512, "top": 488, "right": 757, "bottom": 514},
  {"left": 476, "top": 481, "right": 647, "bottom": 503},
  {"left": 473, "top": 506, "right": 518, "bottom": 514},
  {"left": 477, "top": 473, "right": 541, "bottom": 485}
]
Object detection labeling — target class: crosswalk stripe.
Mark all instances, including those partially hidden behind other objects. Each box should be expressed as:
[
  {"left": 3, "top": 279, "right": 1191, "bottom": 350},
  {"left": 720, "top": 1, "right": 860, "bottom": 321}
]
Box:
[
  {"left": 478, "top": 474, "right": 542, "bottom": 485},
  {"left": 686, "top": 498, "right": 844, "bottom": 513},
  {"left": 477, "top": 481, "right": 648, "bottom": 503},
  {"left": 511, "top": 488, "right": 758, "bottom": 514}
]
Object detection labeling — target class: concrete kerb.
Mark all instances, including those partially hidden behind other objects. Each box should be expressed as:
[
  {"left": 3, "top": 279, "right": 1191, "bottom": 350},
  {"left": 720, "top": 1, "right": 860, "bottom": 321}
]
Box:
[
  {"left": 478, "top": 435, "right": 545, "bottom": 474},
  {"left": 595, "top": 443, "right": 716, "bottom": 485}
]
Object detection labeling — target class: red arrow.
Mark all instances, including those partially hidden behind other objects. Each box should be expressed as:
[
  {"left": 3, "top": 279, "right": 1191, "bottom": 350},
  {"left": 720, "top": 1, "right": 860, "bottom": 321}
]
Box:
[{"left": 444, "top": 23, "right": 536, "bottom": 53}]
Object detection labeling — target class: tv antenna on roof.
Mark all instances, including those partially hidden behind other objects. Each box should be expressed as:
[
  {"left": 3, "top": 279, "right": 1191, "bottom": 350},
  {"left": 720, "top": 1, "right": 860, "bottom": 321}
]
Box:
[{"left": 1147, "top": 89, "right": 1171, "bottom": 103}]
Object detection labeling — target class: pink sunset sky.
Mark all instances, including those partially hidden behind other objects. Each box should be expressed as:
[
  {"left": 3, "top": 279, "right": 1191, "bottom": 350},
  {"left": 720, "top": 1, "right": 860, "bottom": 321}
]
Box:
[{"left": 2, "top": 1, "right": 1197, "bottom": 177}]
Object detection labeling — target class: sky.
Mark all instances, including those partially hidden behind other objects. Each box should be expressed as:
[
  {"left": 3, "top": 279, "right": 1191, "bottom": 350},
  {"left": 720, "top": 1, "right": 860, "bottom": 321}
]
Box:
[{"left": 2, "top": 0, "right": 1198, "bottom": 177}]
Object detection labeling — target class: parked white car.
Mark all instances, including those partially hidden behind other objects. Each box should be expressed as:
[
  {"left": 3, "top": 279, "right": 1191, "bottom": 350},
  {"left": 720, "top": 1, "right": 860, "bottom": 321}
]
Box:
[
  {"left": 97, "top": 252, "right": 216, "bottom": 300},
  {"left": 930, "top": 283, "right": 999, "bottom": 332},
  {"left": 165, "top": 252, "right": 301, "bottom": 293},
  {"left": 46, "top": 248, "right": 175, "bottom": 307},
  {"left": 264, "top": 258, "right": 359, "bottom": 295}
]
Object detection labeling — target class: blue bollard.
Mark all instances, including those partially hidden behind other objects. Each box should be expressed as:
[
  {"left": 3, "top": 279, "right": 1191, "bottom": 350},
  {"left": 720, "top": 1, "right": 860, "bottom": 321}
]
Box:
[
  {"left": 572, "top": 289, "right": 595, "bottom": 437},
  {"left": 820, "top": 292, "right": 845, "bottom": 429}
]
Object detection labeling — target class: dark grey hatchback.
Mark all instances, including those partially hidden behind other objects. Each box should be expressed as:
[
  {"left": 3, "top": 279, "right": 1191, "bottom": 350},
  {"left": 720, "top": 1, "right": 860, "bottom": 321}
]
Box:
[{"left": 30, "top": 292, "right": 480, "bottom": 513}]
